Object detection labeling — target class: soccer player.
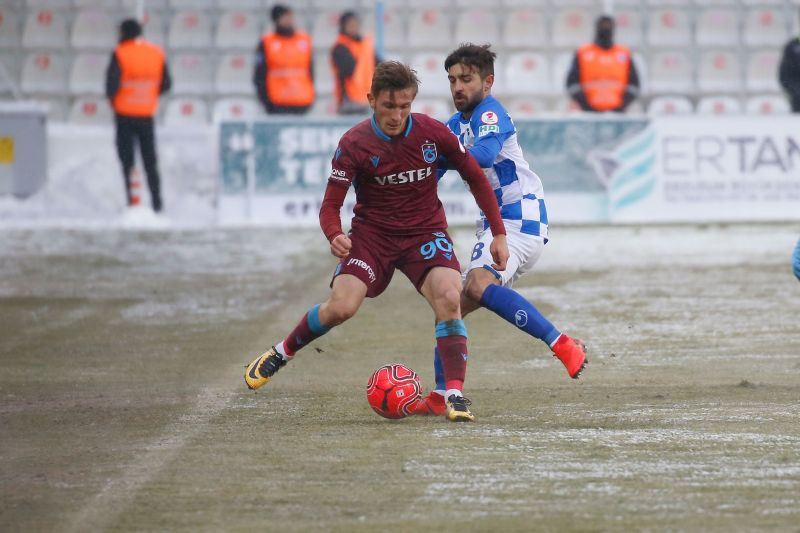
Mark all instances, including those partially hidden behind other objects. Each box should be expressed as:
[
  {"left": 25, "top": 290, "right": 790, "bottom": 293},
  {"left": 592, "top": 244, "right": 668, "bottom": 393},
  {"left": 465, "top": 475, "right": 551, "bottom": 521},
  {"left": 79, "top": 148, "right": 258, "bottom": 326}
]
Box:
[
  {"left": 413, "top": 44, "right": 587, "bottom": 416},
  {"left": 244, "top": 61, "right": 509, "bottom": 423}
]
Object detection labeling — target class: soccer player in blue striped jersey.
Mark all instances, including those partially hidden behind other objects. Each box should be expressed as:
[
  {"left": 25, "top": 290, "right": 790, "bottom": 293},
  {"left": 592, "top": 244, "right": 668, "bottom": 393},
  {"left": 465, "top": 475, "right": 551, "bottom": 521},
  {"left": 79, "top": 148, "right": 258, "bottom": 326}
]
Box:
[{"left": 413, "top": 43, "right": 587, "bottom": 416}]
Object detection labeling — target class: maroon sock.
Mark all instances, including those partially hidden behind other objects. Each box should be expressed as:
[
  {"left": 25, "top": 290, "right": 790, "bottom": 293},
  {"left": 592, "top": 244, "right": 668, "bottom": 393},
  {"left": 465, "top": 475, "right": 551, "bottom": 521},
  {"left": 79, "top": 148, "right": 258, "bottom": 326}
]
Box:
[
  {"left": 283, "top": 304, "right": 331, "bottom": 355},
  {"left": 437, "top": 335, "right": 468, "bottom": 392}
]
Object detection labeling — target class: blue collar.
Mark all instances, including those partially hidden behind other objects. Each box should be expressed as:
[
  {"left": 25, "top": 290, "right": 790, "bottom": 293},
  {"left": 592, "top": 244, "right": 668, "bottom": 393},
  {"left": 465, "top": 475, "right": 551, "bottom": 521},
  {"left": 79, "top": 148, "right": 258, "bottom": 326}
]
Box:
[{"left": 371, "top": 113, "right": 413, "bottom": 141}]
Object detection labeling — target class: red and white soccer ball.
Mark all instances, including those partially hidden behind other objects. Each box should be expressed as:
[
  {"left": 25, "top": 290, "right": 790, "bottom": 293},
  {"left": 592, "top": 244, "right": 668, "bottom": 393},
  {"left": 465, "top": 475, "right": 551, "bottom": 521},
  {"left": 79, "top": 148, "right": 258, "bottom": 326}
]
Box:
[{"left": 366, "top": 363, "right": 422, "bottom": 419}]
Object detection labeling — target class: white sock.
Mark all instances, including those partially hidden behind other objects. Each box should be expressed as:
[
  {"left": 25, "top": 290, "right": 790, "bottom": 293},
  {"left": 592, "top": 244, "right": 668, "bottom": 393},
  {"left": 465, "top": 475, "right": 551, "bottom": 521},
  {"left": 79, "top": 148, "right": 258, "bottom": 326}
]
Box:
[
  {"left": 274, "top": 341, "right": 291, "bottom": 360},
  {"left": 445, "top": 388, "right": 462, "bottom": 400}
]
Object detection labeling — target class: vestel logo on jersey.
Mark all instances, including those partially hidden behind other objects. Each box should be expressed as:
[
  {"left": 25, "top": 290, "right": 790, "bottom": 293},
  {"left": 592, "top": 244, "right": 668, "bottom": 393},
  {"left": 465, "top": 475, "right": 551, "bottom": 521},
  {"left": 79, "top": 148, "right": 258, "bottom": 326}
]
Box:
[{"left": 373, "top": 166, "right": 432, "bottom": 186}]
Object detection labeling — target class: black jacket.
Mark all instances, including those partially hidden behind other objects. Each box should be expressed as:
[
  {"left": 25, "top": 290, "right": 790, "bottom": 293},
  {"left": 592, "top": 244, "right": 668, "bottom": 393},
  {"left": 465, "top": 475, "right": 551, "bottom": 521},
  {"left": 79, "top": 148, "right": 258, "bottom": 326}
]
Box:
[{"left": 779, "top": 36, "right": 800, "bottom": 112}]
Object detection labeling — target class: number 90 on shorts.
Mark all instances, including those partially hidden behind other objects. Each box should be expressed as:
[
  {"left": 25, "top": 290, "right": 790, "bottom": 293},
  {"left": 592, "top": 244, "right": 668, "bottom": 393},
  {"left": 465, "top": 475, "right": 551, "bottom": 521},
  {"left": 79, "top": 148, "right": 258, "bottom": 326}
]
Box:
[{"left": 420, "top": 232, "right": 454, "bottom": 260}]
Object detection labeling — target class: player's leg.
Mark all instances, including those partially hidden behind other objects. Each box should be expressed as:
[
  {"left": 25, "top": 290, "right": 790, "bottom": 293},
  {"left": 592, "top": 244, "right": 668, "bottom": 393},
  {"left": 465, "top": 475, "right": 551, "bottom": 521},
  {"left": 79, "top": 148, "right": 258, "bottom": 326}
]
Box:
[
  {"left": 114, "top": 116, "right": 135, "bottom": 206},
  {"left": 137, "top": 117, "right": 163, "bottom": 212},
  {"left": 245, "top": 274, "right": 367, "bottom": 390}
]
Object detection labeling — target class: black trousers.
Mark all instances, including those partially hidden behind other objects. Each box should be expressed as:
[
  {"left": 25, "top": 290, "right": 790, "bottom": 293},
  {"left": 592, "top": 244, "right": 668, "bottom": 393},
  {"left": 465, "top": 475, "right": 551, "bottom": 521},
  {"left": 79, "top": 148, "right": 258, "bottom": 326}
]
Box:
[{"left": 115, "top": 114, "right": 163, "bottom": 211}]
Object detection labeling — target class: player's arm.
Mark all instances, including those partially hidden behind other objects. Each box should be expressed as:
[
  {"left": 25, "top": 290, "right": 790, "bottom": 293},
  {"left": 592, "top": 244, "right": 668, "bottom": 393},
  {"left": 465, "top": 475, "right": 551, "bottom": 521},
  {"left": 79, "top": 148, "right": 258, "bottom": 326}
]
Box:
[{"left": 319, "top": 143, "right": 356, "bottom": 258}]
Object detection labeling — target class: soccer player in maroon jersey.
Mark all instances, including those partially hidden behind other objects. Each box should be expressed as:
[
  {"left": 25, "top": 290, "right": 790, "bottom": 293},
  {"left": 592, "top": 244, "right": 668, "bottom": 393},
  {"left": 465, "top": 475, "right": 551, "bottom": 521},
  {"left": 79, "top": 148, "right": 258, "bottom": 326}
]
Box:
[{"left": 245, "top": 61, "right": 509, "bottom": 422}]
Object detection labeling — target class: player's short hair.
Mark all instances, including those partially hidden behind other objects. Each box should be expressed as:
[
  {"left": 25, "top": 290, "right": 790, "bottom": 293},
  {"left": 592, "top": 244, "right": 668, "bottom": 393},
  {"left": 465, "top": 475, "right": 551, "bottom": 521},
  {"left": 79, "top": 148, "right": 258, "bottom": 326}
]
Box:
[
  {"left": 370, "top": 61, "right": 420, "bottom": 97},
  {"left": 444, "top": 43, "right": 496, "bottom": 79}
]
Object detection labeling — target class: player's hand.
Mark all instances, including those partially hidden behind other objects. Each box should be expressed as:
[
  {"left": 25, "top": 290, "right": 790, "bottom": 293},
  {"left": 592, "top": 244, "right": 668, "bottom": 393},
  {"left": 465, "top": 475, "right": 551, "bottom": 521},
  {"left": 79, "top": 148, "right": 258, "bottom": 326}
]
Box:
[
  {"left": 490, "top": 234, "right": 509, "bottom": 271},
  {"left": 330, "top": 234, "right": 352, "bottom": 258}
]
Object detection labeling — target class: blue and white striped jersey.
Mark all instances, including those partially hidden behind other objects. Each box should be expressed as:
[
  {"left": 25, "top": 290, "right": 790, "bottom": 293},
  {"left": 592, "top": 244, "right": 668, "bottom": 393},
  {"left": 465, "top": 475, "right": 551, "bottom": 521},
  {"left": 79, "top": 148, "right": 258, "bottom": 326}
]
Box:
[{"left": 445, "top": 95, "right": 548, "bottom": 240}]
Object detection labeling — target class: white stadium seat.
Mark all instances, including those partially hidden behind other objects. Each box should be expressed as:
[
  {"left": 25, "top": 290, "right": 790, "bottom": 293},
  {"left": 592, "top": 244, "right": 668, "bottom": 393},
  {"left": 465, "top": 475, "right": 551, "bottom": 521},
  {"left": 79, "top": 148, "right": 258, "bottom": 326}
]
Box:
[
  {"left": 551, "top": 7, "right": 595, "bottom": 48},
  {"left": 212, "top": 97, "right": 259, "bottom": 122},
  {"left": 614, "top": 9, "right": 643, "bottom": 48},
  {"left": 743, "top": 8, "right": 788, "bottom": 47},
  {"left": 24, "top": 0, "right": 71, "bottom": 8},
  {"left": 311, "top": 10, "right": 341, "bottom": 52},
  {"left": 74, "top": 0, "right": 119, "bottom": 6},
  {"left": 71, "top": 10, "right": 116, "bottom": 50},
  {"left": 163, "top": 96, "right": 208, "bottom": 125},
  {"left": 501, "top": 9, "right": 547, "bottom": 49},
  {"left": 215, "top": 52, "right": 251, "bottom": 95},
  {"left": 223, "top": 0, "right": 264, "bottom": 8},
  {"left": 696, "top": 96, "right": 742, "bottom": 115},
  {"left": 648, "top": 50, "right": 693, "bottom": 93},
  {"left": 695, "top": 9, "right": 739, "bottom": 47},
  {"left": 68, "top": 96, "right": 113, "bottom": 125},
  {"left": 409, "top": 52, "right": 449, "bottom": 97},
  {"left": 745, "top": 95, "right": 790, "bottom": 115},
  {"left": 171, "top": 53, "right": 212, "bottom": 94},
  {"left": 142, "top": 11, "right": 167, "bottom": 48},
  {"left": 371, "top": 8, "right": 404, "bottom": 50},
  {"left": 455, "top": 9, "right": 499, "bottom": 47},
  {"left": 504, "top": 52, "right": 550, "bottom": 95},
  {"left": 647, "top": 96, "right": 693, "bottom": 115},
  {"left": 413, "top": 98, "right": 451, "bottom": 120},
  {"left": 69, "top": 52, "right": 107, "bottom": 95},
  {"left": 407, "top": 8, "right": 451, "bottom": 49},
  {"left": 215, "top": 10, "right": 261, "bottom": 50},
  {"left": 21, "top": 52, "right": 65, "bottom": 94},
  {"left": 22, "top": 8, "right": 68, "bottom": 48},
  {"left": 169, "top": 0, "right": 213, "bottom": 8},
  {"left": 313, "top": 51, "right": 334, "bottom": 96},
  {"left": 745, "top": 50, "right": 781, "bottom": 92},
  {"left": 0, "top": 8, "right": 21, "bottom": 49},
  {"left": 552, "top": 52, "right": 575, "bottom": 93},
  {"left": 505, "top": 97, "right": 549, "bottom": 118},
  {"left": 0, "top": 54, "right": 18, "bottom": 95},
  {"left": 697, "top": 50, "right": 741, "bottom": 93},
  {"left": 168, "top": 10, "right": 212, "bottom": 49},
  {"left": 309, "top": 96, "right": 337, "bottom": 117},
  {"left": 647, "top": 9, "right": 691, "bottom": 47}
]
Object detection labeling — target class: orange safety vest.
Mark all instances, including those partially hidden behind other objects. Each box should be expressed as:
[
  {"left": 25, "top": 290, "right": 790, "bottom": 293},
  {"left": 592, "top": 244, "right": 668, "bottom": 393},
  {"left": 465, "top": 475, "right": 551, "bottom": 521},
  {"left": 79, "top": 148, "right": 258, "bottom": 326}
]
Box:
[
  {"left": 112, "top": 39, "right": 165, "bottom": 117},
  {"left": 331, "top": 33, "right": 374, "bottom": 106},
  {"left": 577, "top": 43, "right": 631, "bottom": 112},
  {"left": 262, "top": 31, "right": 314, "bottom": 107}
]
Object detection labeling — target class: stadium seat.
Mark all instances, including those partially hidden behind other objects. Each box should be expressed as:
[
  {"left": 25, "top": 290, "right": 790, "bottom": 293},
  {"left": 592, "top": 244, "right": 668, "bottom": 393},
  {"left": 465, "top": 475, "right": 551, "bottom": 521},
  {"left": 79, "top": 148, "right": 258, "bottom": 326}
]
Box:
[
  {"left": 74, "top": 0, "right": 119, "bottom": 6},
  {"left": 745, "top": 95, "right": 790, "bottom": 115},
  {"left": 406, "top": 8, "right": 451, "bottom": 49},
  {"left": 212, "top": 97, "right": 259, "bottom": 122},
  {"left": 455, "top": 0, "right": 496, "bottom": 6},
  {"left": 745, "top": 50, "right": 781, "bottom": 92},
  {"left": 223, "top": 0, "right": 263, "bottom": 8},
  {"left": 21, "top": 52, "right": 65, "bottom": 94},
  {"left": 215, "top": 10, "right": 261, "bottom": 50},
  {"left": 169, "top": 0, "right": 213, "bottom": 8},
  {"left": 501, "top": 8, "right": 547, "bottom": 49},
  {"left": 697, "top": 50, "right": 741, "bottom": 93},
  {"left": 163, "top": 96, "right": 208, "bottom": 125},
  {"left": 414, "top": 98, "right": 451, "bottom": 120},
  {"left": 68, "top": 96, "right": 112, "bottom": 125},
  {"left": 309, "top": 96, "right": 337, "bottom": 117},
  {"left": 644, "top": 0, "right": 691, "bottom": 5},
  {"left": 647, "top": 9, "right": 691, "bottom": 47},
  {"left": 168, "top": 10, "right": 212, "bottom": 49},
  {"left": 505, "top": 96, "right": 549, "bottom": 118},
  {"left": 69, "top": 52, "right": 107, "bottom": 95},
  {"left": 648, "top": 50, "right": 693, "bottom": 93},
  {"left": 454, "top": 9, "right": 499, "bottom": 47},
  {"left": 504, "top": 52, "right": 550, "bottom": 95},
  {"left": 551, "top": 7, "right": 595, "bottom": 48},
  {"left": 215, "top": 52, "right": 251, "bottom": 95},
  {"left": 0, "top": 54, "right": 18, "bottom": 95},
  {"left": 370, "top": 8, "right": 404, "bottom": 50},
  {"left": 142, "top": 11, "right": 167, "bottom": 48},
  {"left": 647, "top": 95, "right": 693, "bottom": 115},
  {"left": 551, "top": 95, "right": 582, "bottom": 114},
  {"left": 24, "top": 0, "right": 71, "bottom": 8},
  {"left": 410, "top": 53, "right": 449, "bottom": 97},
  {"left": 22, "top": 8, "right": 68, "bottom": 48},
  {"left": 71, "top": 10, "right": 117, "bottom": 50},
  {"left": 408, "top": 0, "right": 451, "bottom": 7},
  {"left": 313, "top": 51, "right": 334, "bottom": 96},
  {"left": 502, "top": 0, "right": 549, "bottom": 6},
  {"left": 0, "top": 8, "right": 21, "bottom": 49},
  {"left": 614, "top": 9, "right": 643, "bottom": 48},
  {"left": 743, "top": 8, "right": 788, "bottom": 47},
  {"left": 310, "top": 9, "right": 342, "bottom": 52},
  {"left": 695, "top": 9, "right": 739, "bottom": 47},
  {"left": 171, "top": 53, "right": 212, "bottom": 94},
  {"left": 696, "top": 96, "right": 742, "bottom": 115}
]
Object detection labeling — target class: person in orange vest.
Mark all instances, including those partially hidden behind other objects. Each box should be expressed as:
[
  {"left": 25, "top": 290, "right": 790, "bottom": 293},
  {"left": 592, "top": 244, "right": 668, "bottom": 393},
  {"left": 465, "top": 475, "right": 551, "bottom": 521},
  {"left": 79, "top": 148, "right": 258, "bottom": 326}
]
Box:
[
  {"left": 253, "top": 5, "right": 314, "bottom": 115},
  {"left": 331, "top": 11, "right": 378, "bottom": 115},
  {"left": 566, "top": 15, "right": 640, "bottom": 113},
  {"left": 105, "top": 18, "right": 171, "bottom": 212}
]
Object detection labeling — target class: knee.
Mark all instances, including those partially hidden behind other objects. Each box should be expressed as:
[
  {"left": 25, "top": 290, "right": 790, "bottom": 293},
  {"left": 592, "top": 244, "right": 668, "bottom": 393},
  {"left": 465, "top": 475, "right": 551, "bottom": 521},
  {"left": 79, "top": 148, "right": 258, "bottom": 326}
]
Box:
[
  {"left": 463, "top": 274, "right": 487, "bottom": 303},
  {"left": 436, "top": 284, "right": 462, "bottom": 314},
  {"left": 323, "top": 298, "right": 359, "bottom": 326}
]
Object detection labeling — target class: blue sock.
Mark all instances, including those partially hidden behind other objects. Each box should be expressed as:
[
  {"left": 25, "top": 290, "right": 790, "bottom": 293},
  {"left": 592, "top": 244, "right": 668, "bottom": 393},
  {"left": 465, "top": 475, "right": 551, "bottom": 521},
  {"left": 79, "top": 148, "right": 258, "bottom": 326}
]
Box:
[
  {"left": 480, "top": 284, "right": 561, "bottom": 346},
  {"left": 433, "top": 347, "right": 445, "bottom": 391}
]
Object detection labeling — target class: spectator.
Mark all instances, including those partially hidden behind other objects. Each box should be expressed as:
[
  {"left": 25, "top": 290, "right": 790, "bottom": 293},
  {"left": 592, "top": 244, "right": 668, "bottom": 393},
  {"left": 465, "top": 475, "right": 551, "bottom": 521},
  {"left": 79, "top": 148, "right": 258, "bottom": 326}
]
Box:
[
  {"left": 253, "top": 4, "right": 314, "bottom": 115},
  {"left": 566, "top": 15, "right": 640, "bottom": 113},
  {"left": 778, "top": 11, "right": 800, "bottom": 113},
  {"left": 331, "top": 11, "right": 377, "bottom": 115},
  {"left": 105, "top": 18, "right": 171, "bottom": 212}
]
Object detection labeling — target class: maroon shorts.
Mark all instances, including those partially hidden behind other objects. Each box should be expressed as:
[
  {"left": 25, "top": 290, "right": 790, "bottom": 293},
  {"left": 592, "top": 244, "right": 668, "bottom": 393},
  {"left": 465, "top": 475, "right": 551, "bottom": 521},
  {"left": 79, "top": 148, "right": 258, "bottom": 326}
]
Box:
[{"left": 332, "top": 226, "right": 461, "bottom": 298}]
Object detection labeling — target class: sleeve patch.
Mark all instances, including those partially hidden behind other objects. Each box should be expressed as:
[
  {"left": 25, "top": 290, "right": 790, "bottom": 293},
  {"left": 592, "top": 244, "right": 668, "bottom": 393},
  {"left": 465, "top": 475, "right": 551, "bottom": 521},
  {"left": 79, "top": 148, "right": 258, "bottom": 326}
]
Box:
[
  {"left": 478, "top": 124, "right": 500, "bottom": 137},
  {"left": 480, "top": 110, "right": 499, "bottom": 125}
]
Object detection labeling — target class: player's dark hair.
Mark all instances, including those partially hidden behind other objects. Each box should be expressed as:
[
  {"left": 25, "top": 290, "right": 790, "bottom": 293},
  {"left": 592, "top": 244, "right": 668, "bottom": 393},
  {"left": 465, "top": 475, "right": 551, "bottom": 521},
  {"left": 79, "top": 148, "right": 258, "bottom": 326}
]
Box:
[
  {"left": 444, "top": 43, "right": 496, "bottom": 79},
  {"left": 370, "top": 61, "right": 419, "bottom": 97}
]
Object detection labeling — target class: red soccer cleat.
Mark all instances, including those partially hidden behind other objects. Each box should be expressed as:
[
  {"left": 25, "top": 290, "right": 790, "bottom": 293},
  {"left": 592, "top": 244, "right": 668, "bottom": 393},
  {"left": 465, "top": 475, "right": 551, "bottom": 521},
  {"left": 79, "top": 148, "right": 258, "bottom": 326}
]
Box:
[
  {"left": 410, "top": 391, "right": 446, "bottom": 416},
  {"left": 551, "top": 334, "right": 588, "bottom": 379}
]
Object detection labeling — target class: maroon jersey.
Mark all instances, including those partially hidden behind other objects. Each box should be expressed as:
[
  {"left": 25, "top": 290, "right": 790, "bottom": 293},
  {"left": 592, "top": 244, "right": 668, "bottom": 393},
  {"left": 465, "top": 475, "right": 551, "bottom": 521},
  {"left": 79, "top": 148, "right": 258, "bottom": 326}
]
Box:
[{"left": 320, "top": 113, "right": 504, "bottom": 240}]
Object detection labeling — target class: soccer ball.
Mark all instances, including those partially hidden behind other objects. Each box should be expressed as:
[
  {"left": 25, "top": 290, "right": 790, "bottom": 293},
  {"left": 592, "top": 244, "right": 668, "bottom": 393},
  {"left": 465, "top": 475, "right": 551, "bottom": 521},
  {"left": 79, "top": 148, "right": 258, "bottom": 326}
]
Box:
[{"left": 366, "top": 363, "right": 423, "bottom": 419}]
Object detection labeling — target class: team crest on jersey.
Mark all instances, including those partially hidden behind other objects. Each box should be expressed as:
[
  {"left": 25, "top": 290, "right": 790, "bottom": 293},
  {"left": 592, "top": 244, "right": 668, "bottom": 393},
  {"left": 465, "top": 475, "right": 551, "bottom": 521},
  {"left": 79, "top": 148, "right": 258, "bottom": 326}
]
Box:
[
  {"left": 334, "top": 147, "right": 342, "bottom": 161},
  {"left": 370, "top": 155, "right": 380, "bottom": 167},
  {"left": 480, "top": 111, "right": 499, "bottom": 125},
  {"left": 421, "top": 143, "right": 437, "bottom": 163}
]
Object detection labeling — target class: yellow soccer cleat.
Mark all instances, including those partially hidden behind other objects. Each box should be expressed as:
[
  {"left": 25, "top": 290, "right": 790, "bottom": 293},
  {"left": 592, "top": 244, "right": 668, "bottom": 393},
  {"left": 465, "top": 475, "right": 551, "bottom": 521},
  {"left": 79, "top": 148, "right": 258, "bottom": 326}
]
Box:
[
  {"left": 244, "top": 346, "right": 287, "bottom": 390},
  {"left": 445, "top": 394, "right": 475, "bottom": 423}
]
